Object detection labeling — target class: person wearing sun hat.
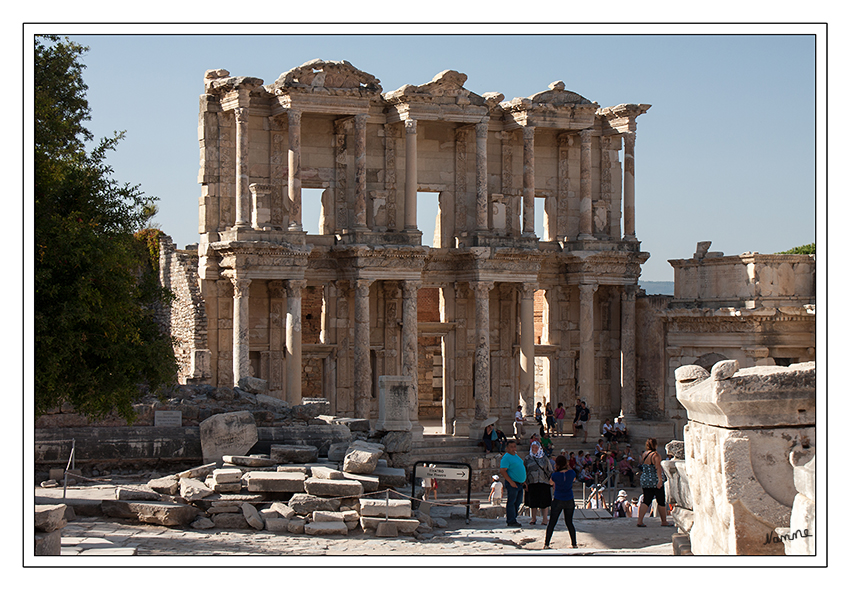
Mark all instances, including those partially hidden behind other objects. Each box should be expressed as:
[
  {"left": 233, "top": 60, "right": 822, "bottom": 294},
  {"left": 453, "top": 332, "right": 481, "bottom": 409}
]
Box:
[
  {"left": 489, "top": 474, "right": 504, "bottom": 506},
  {"left": 613, "top": 489, "right": 630, "bottom": 517}
]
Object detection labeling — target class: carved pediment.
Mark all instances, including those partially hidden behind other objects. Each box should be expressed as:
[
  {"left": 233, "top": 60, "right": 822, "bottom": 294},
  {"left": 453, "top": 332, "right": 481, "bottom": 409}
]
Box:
[
  {"left": 502, "top": 81, "right": 597, "bottom": 112},
  {"left": 384, "top": 69, "right": 488, "bottom": 106},
  {"left": 268, "top": 59, "right": 382, "bottom": 96}
]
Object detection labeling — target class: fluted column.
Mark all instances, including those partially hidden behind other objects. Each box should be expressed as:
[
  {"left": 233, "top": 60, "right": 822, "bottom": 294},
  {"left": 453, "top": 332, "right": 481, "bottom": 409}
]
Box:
[
  {"left": 578, "top": 128, "right": 594, "bottom": 239},
  {"left": 354, "top": 113, "right": 369, "bottom": 229},
  {"left": 620, "top": 285, "right": 637, "bottom": 417},
  {"left": 234, "top": 107, "right": 250, "bottom": 228},
  {"left": 578, "top": 282, "right": 598, "bottom": 407},
  {"left": 475, "top": 120, "right": 489, "bottom": 231},
  {"left": 402, "top": 280, "right": 422, "bottom": 437},
  {"left": 522, "top": 126, "right": 535, "bottom": 236},
  {"left": 231, "top": 276, "right": 252, "bottom": 386},
  {"left": 287, "top": 109, "right": 302, "bottom": 231},
  {"left": 623, "top": 131, "right": 637, "bottom": 240},
  {"left": 404, "top": 119, "right": 418, "bottom": 231},
  {"left": 353, "top": 278, "right": 374, "bottom": 419},
  {"left": 519, "top": 283, "right": 537, "bottom": 412},
  {"left": 471, "top": 281, "right": 495, "bottom": 420},
  {"left": 285, "top": 279, "right": 307, "bottom": 405}
]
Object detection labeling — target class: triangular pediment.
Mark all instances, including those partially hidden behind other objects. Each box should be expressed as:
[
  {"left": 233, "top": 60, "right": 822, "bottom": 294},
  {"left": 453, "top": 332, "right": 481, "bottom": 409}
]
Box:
[
  {"left": 268, "top": 59, "right": 382, "bottom": 96},
  {"left": 384, "top": 70, "right": 488, "bottom": 106}
]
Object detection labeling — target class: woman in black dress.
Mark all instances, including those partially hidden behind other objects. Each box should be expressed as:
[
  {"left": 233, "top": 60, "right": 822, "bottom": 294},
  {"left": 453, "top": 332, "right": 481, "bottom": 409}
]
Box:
[{"left": 523, "top": 441, "right": 553, "bottom": 525}]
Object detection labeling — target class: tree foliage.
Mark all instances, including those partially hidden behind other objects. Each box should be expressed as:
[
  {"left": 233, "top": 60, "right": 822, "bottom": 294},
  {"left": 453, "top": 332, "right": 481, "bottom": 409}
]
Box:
[
  {"left": 35, "top": 36, "right": 177, "bottom": 422},
  {"left": 777, "top": 243, "right": 815, "bottom": 255}
]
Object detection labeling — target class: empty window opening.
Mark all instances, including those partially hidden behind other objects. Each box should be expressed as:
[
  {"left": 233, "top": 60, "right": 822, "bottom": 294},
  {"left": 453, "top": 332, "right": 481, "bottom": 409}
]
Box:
[
  {"left": 301, "top": 188, "right": 324, "bottom": 235},
  {"left": 417, "top": 191, "right": 440, "bottom": 247}
]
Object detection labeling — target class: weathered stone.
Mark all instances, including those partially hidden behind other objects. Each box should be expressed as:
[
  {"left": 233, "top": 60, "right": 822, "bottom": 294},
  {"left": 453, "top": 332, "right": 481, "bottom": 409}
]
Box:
[
  {"left": 35, "top": 504, "right": 67, "bottom": 533},
  {"left": 180, "top": 478, "right": 213, "bottom": 501},
  {"left": 303, "top": 477, "right": 364, "bottom": 498},
  {"left": 266, "top": 517, "right": 290, "bottom": 532},
  {"left": 101, "top": 500, "right": 200, "bottom": 526},
  {"left": 711, "top": 359, "right": 740, "bottom": 380},
  {"left": 305, "top": 521, "right": 348, "bottom": 535},
  {"left": 255, "top": 393, "right": 290, "bottom": 412},
  {"left": 359, "top": 498, "right": 411, "bottom": 518},
  {"left": 148, "top": 474, "right": 180, "bottom": 495},
  {"left": 177, "top": 463, "right": 217, "bottom": 480},
  {"left": 270, "top": 444, "right": 319, "bottom": 464},
  {"left": 242, "top": 502, "right": 264, "bottom": 530},
  {"left": 212, "top": 512, "right": 251, "bottom": 529},
  {"left": 35, "top": 530, "right": 62, "bottom": 555},
  {"left": 270, "top": 501, "right": 296, "bottom": 519},
  {"left": 276, "top": 465, "right": 310, "bottom": 474},
  {"left": 115, "top": 487, "right": 161, "bottom": 502},
  {"left": 360, "top": 516, "right": 420, "bottom": 534},
  {"left": 661, "top": 459, "right": 692, "bottom": 510},
  {"left": 375, "top": 521, "right": 398, "bottom": 537},
  {"left": 665, "top": 440, "right": 685, "bottom": 460},
  {"left": 287, "top": 516, "right": 306, "bottom": 534},
  {"left": 191, "top": 516, "right": 215, "bottom": 529},
  {"left": 213, "top": 482, "right": 243, "bottom": 494},
  {"left": 288, "top": 493, "right": 341, "bottom": 515},
  {"left": 375, "top": 375, "right": 412, "bottom": 431},
  {"left": 327, "top": 442, "right": 350, "bottom": 462},
  {"left": 199, "top": 411, "right": 258, "bottom": 465},
  {"left": 245, "top": 471, "right": 306, "bottom": 493},
  {"left": 208, "top": 504, "right": 240, "bottom": 514},
  {"left": 212, "top": 468, "right": 243, "bottom": 484},
  {"left": 310, "top": 466, "right": 345, "bottom": 480},
  {"left": 222, "top": 454, "right": 277, "bottom": 467},
  {"left": 238, "top": 376, "right": 269, "bottom": 395},
  {"left": 370, "top": 466, "right": 408, "bottom": 488},
  {"left": 312, "top": 510, "right": 345, "bottom": 522},
  {"left": 342, "top": 472, "right": 380, "bottom": 492},
  {"left": 380, "top": 431, "right": 412, "bottom": 453}
]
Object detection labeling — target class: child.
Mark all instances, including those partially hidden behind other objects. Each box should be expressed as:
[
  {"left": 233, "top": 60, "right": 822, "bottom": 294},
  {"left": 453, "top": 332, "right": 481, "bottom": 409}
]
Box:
[{"left": 489, "top": 474, "right": 503, "bottom": 506}]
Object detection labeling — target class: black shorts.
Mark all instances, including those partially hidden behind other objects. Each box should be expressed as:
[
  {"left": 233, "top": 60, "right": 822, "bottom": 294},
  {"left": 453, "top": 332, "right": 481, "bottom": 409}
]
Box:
[{"left": 641, "top": 486, "right": 666, "bottom": 507}]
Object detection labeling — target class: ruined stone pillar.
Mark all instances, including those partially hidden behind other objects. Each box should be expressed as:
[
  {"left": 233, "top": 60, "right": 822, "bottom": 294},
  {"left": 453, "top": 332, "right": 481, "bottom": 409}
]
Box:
[
  {"left": 522, "top": 126, "right": 535, "bottom": 237},
  {"left": 519, "top": 283, "right": 537, "bottom": 412},
  {"left": 578, "top": 283, "right": 598, "bottom": 408},
  {"left": 353, "top": 278, "right": 374, "bottom": 419},
  {"left": 285, "top": 279, "right": 307, "bottom": 406},
  {"left": 354, "top": 113, "right": 369, "bottom": 229},
  {"left": 476, "top": 120, "right": 489, "bottom": 231},
  {"left": 234, "top": 107, "right": 250, "bottom": 228},
  {"left": 230, "top": 276, "right": 252, "bottom": 386},
  {"left": 404, "top": 119, "right": 418, "bottom": 231},
  {"left": 620, "top": 285, "right": 637, "bottom": 417},
  {"left": 471, "top": 281, "right": 495, "bottom": 420},
  {"left": 402, "top": 280, "right": 423, "bottom": 439},
  {"left": 578, "top": 128, "right": 594, "bottom": 240},
  {"left": 623, "top": 131, "right": 636, "bottom": 240},
  {"left": 287, "top": 109, "right": 302, "bottom": 231}
]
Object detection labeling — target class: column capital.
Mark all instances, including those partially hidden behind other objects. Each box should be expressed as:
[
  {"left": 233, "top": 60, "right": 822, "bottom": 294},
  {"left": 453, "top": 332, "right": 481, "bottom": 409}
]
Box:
[
  {"left": 402, "top": 279, "right": 422, "bottom": 297},
  {"left": 522, "top": 125, "right": 535, "bottom": 141},
  {"left": 622, "top": 130, "right": 636, "bottom": 146},
  {"left": 288, "top": 108, "right": 302, "bottom": 125},
  {"left": 267, "top": 280, "right": 285, "bottom": 299},
  {"left": 229, "top": 276, "right": 252, "bottom": 297},
  {"left": 354, "top": 278, "right": 374, "bottom": 294},
  {"left": 476, "top": 119, "right": 489, "bottom": 138},
  {"left": 580, "top": 128, "right": 593, "bottom": 142},
  {"left": 622, "top": 285, "right": 638, "bottom": 301},
  {"left": 355, "top": 112, "right": 369, "bottom": 127},
  {"left": 404, "top": 118, "right": 417, "bottom": 134},
  {"left": 579, "top": 282, "right": 598, "bottom": 297},
  {"left": 470, "top": 281, "right": 495, "bottom": 299},
  {"left": 235, "top": 106, "right": 249, "bottom": 124},
  {"left": 284, "top": 279, "right": 308, "bottom": 296},
  {"left": 519, "top": 283, "right": 538, "bottom": 299}
]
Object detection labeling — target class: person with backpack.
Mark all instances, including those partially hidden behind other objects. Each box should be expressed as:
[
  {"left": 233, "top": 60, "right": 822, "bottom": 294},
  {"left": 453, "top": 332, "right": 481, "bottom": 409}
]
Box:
[{"left": 635, "top": 438, "right": 672, "bottom": 527}]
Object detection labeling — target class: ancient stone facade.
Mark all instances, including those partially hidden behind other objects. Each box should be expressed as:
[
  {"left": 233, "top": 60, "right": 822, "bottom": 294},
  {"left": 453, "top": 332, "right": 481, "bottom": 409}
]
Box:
[
  {"left": 636, "top": 242, "right": 815, "bottom": 437},
  {"left": 168, "top": 59, "right": 651, "bottom": 438}
]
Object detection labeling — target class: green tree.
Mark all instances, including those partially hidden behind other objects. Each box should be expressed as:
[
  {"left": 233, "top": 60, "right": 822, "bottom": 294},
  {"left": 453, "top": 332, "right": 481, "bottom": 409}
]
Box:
[
  {"left": 35, "top": 36, "right": 177, "bottom": 422},
  {"left": 777, "top": 243, "right": 815, "bottom": 255}
]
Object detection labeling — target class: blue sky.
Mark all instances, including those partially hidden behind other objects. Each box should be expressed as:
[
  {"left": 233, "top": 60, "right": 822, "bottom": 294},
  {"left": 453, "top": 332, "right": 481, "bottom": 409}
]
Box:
[{"left": 59, "top": 29, "right": 817, "bottom": 282}]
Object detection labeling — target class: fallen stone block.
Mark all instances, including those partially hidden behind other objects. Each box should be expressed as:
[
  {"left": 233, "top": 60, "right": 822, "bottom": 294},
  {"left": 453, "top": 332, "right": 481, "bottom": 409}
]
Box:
[
  {"left": 327, "top": 442, "right": 350, "bottom": 462},
  {"left": 222, "top": 455, "right": 277, "bottom": 468},
  {"left": 260, "top": 508, "right": 280, "bottom": 519},
  {"left": 212, "top": 482, "right": 243, "bottom": 494},
  {"left": 305, "top": 521, "right": 348, "bottom": 536},
  {"left": 310, "top": 466, "right": 345, "bottom": 480},
  {"left": 340, "top": 509, "right": 360, "bottom": 522},
  {"left": 245, "top": 471, "right": 306, "bottom": 493},
  {"left": 35, "top": 504, "right": 67, "bottom": 533},
  {"left": 101, "top": 500, "right": 200, "bottom": 527},
  {"left": 375, "top": 521, "right": 398, "bottom": 537},
  {"left": 270, "top": 501, "right": 296, "bottom": 519},
  {"left": 212, "top": 512, "right": 251, "bottom": 529},
  {"left": 270, "top": 444, "right": 319, "bottom": 464},
  {"left": 242, "top": 502, "right": 264, "bottom": 530},
  {"left": 115, "top": 487, "right": 160, "bottom": 502},
  {"left": 342, "top": 472, "right": 380, "bottom": 492},
  {"left": 312, "top": 510, "right": 345, "bottom": 522},
  {"left": 287, "top": 516, "right": 306, "bottom": 534},
  {"left": 304, "top": 477, "right": 364, "bottom": 498},
  {"left": 477, "top": 505, "right": 506, "bottom": 519},
  {"left": 276, "top": 465, "right": 310, "bottom": 474},
  {"left": 177, "top": 463, "right": 218, "bottom": 480},
  {"left": 238, "top": 376, "right": 269, "bottom": 395},
  {"left": 191, "top": 517, "right": 215, "bottom": 530},
  {"left": 370, "top": 466, "right": 408, "bottom": 488},
  {"left": 212, "top": 468, "right": 243, "bottom": 484},
  {"left": 359, "top": 498, "right": 412, "bottom": 518},
  {"left": 344, "top": 448, "right": 382, "bottom": 474},
  {"left": 360, "top": 516, "right": 420, "bottom": 535},
  {"left": 148, "top": 475, "right": 179, "bottom": 495},
  {"left": 35, "top": 530, "right": 62, "bottom": 555},
  {"left": 180, "top": 478, "right": 213, "bottom": 501},
  {"left": 288, "top": 493, "right": 341, "bottom": 515},
  {"left": 208, "top": 505, "right": 241, "bottom": 514},
  {"left": 200, "top": 411, "right": 258, "bottom": 465},
  {"left": 266, "top": 517, "right": 290, "bottom": 532}
]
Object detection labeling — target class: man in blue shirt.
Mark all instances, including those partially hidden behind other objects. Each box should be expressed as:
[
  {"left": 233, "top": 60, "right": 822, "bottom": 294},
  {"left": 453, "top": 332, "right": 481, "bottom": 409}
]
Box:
[{"left": 499, "top": 439, "right": 527, "bottom": 527}]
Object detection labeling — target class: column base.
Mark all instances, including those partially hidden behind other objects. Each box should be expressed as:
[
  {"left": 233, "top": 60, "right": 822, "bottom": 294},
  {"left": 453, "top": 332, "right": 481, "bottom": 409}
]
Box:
[
  {"left": 577, "top": 233, "right": 596, "bottom": 241},
  {"left": 623, "top": 234, "right": 638, "bottom": 242},
  {"left": 452, "top": 417, "right": 472, "bottom": 437},
  {"left": 409, "top": 422, "right": 424, "bottom": 442}
]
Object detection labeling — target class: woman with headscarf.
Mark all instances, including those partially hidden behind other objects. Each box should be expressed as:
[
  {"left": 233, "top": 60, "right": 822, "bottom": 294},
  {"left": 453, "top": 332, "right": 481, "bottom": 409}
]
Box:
[{"left": 523, "top": 440, "right": 553, "bottom": 525}]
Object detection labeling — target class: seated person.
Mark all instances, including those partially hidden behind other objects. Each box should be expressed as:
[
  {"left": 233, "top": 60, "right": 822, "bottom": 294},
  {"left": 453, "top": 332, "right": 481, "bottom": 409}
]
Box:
[
  {"left": 541, "top": 433, "right": 554, "bottom": 456},
  {"left": 482, "top": 424, "right": 499, "bottom": 453},
  {"left": 618, "top": 455, "right": 636, "bottom": 487},
  {"left": 568, "top": 452, "right": 577, "bottom": 471},
  {"left": 602, "top": 419, "right": 615, "bottom": 442},
  {"left": 577, "top": 466, "right": 594, "bottom": 485},
  {"left": 595, "top": 438, "right": 605, "bottom": 457},
  {"left": 613, "top": 417, "right": 628, "bottom": 442},
  {"left": 495, "top": 428, "right": 508, "bottom": 452}
]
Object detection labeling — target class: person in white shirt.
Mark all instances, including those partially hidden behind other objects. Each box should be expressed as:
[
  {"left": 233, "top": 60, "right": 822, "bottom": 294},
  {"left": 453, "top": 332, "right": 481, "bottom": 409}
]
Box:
[
  {"left": 489, "top": 475, "right": 504, "bottom": 506},
  {"left": 514, "top": 405, "right": 525, "bottom": 440}
]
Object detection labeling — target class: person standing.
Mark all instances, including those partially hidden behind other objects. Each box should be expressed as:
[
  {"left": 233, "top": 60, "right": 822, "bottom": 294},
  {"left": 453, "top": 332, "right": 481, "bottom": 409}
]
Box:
[
  {"left": 543, "top": 454, "right": 578, "bottom": 549},
  {"left": 545, "top": 402, "right": 556, "bottom": 436},
  {"left": 534, "top": 402, "right": 545, "bottom": 438},
  {"left": 554, "top": 402, "right": 566, "bottom": 434},
  {"left": 514, "top": 405, "right": 525, "bottom": 440},
  {"left": 576, "top": 401, "right": 590, "bottom": 443},
  {"left": 489, "top": 475, "right": 504, "bottom": 506},
  {"left": 573, "top": 397, "right": 582, "bottom": 436},
  {"left": 636, "top": 438, "right": 671, "bottom": 527},
  {"left": 500, "top": 439, "right": 527, "bottom": 527},
  {"left": 524, "top": 441, "right": 553, "bottom": 526}
]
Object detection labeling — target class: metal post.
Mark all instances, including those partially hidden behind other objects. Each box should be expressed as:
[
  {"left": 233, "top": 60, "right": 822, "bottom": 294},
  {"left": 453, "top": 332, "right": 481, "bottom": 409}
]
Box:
[
  {"left": 385, "top": 489, "right": 389, "bottom": 522},
  {"left": 63, "top": 439, "right": 76, "bottom": 500}
]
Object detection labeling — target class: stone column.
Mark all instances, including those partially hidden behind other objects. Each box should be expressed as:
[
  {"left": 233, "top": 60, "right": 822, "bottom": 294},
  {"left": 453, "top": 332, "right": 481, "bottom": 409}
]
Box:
[
  {"left": 402, "top": 280, "right": 423, "bottom": 439},
  {"left": 519, "top": 283, "right": 537, "bottom": 412},
  {"left": 620, "top": 285, "right": 637, "bottom": 417},
  {"left": 404, "top": 119, "right": 418, "bottom": 231},
  {"left": 471, "top": 281, "right": 494, "bottom": 421},
  {"left": 623, "top": 131, "right": 636, "bottom": 240},
  {"left": 354, "top": 113, "right": 369, "bottom": 229},
  {"left": 578, "top": 283, "right": 598, "bottom": 407},
  {"left": 287, "top": 109, "right": 302, "bottom": 231},
  {"left": 522, "top": 126, "right": 535, "bottom": 237},
  {"left": 231, "top": 276, "right": 252, "bottom": 386},
  {"left": 353, "top": 278, "right": 374, "bottom": 419},
  {"left": 476, "top": 120, "right": 489, "bottom": 231},
  {"left": 285, "top": 279, "right": 307, "bottom": 406},
  {"left": 234, "top": 107, "right": 250, "bottom": 228},
  {"left": 578, "top": 128, "right": 593, "bottom": 240}
]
